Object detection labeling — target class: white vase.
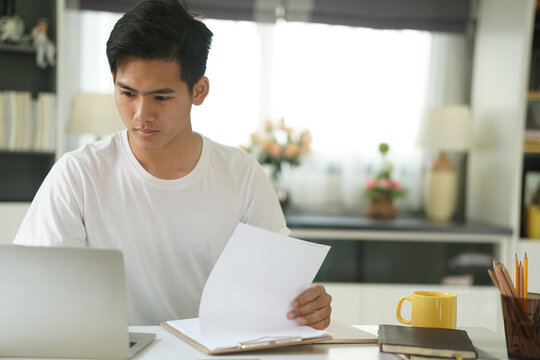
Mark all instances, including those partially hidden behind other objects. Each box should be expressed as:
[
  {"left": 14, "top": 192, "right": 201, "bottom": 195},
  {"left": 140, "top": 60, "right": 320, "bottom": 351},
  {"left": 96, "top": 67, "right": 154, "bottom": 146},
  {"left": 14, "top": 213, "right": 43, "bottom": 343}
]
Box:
[{"left": 423, "top": 169, "right": 457, "bottom": 222}]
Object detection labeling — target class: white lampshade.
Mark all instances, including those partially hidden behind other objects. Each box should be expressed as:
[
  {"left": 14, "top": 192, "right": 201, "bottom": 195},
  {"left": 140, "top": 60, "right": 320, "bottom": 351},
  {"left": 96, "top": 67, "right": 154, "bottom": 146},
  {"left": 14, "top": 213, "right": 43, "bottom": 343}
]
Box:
[
  {"left": 68, "top": 92, "right": 125, "bottom": 137},
  {"left": 417, "top": 105, "right": 472, "bottom": 151}
]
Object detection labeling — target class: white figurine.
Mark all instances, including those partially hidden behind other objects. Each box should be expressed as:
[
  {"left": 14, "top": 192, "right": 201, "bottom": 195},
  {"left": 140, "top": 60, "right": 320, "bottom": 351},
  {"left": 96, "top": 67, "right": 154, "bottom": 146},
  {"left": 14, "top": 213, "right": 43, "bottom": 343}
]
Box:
[
  {"left": 31, "top": 18, "right": 55, "bottom": 69},
  {"left": 0, "top": 14, "right": 24, "bottom": 43}
]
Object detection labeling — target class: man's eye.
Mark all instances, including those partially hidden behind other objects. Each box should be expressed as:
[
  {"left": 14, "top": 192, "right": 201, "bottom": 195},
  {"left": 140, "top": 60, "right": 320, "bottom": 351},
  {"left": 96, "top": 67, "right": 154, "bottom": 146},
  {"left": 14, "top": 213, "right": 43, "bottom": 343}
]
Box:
[
  {"left": 155, "top": 96, "right": 170, "bottom": 101},
  {"left": 121, "top": 91, "right": 134, "bottom": 97}
]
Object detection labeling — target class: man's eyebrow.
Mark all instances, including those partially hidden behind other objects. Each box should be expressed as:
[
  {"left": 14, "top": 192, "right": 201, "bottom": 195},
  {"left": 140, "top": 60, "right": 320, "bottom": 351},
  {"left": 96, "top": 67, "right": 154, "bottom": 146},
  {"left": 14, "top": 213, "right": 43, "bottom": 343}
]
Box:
[{"left": 116, "top": 81, "right": 176, "bottom": 95}]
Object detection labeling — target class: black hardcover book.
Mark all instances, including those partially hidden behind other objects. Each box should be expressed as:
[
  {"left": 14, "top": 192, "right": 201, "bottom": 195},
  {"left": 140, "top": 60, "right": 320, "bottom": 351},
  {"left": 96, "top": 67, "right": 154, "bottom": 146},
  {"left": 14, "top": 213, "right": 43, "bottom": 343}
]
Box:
[{"left": 378, "top": 324, "right": 477, "bottom": 359}]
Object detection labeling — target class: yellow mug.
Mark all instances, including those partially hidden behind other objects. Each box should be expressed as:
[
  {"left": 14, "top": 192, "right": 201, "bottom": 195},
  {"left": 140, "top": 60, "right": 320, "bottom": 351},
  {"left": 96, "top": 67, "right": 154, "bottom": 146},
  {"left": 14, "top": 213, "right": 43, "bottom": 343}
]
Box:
[{"left": 396, "top": 291, "right": 457, "bottom": 329}]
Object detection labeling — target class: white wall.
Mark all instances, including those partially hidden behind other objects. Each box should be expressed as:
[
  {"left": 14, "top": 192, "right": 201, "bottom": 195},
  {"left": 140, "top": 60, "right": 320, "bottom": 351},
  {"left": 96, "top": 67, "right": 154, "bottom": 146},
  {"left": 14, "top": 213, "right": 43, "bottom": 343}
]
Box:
[
  {"left": 323, "top": 283, "right": 503, "bottom": 333},
  {"left": 519, "top": 241, "right": 540, "bottom": 293},
  {"left": 467, "top": 0, "right": 534, "bottom": 229},
  {"left": 0, "top": 203, "right": 29, "bottom": 244}
]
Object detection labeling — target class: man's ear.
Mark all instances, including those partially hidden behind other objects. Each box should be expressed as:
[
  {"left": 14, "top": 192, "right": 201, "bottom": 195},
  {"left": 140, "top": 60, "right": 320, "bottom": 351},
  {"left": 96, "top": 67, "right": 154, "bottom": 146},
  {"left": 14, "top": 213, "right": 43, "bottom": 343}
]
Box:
[
  {"left": 192, "top": 76, "right": 209, "bottom": 106},
  {"left": 112, "top": 72, "right": 116, "bottom": 84}
]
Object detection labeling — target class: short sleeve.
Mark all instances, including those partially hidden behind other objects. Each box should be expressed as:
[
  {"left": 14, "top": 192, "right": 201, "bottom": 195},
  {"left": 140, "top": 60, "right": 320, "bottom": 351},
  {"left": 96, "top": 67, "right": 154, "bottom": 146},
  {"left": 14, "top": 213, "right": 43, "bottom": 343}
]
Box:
[
  {"left": 241, "top": 160, "right": 290, "bottom": 236},
  {"left": 13, "top": 154, "right": 87, "bottom": 247}
]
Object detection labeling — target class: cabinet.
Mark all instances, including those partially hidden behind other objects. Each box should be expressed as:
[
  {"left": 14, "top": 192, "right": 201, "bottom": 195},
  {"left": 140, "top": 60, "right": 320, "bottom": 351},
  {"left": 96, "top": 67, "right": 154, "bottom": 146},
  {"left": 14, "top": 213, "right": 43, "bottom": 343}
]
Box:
[
  {"left": 0, "top": 0, "right": 58, "bottom": 201},
  {"left": 287, "top": 213, "right": 511, "bottom": 286}
]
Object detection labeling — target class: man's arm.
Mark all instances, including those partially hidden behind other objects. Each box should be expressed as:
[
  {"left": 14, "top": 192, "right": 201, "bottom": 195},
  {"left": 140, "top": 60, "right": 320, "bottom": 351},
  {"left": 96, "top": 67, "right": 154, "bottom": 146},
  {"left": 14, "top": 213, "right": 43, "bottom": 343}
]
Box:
[
  {"left": 287, "top": 284, "right": 332, "bottom": 330},
  {"left": 14, "top": 154, "right": 86, "bottom": 247}
]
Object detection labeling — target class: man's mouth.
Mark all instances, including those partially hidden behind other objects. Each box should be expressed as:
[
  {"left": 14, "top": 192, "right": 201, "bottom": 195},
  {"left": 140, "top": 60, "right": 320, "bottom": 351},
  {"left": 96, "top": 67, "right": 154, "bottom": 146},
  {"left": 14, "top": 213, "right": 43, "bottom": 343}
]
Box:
[{"left": 135, "top": 128, "right": 158, "bottom": 136}]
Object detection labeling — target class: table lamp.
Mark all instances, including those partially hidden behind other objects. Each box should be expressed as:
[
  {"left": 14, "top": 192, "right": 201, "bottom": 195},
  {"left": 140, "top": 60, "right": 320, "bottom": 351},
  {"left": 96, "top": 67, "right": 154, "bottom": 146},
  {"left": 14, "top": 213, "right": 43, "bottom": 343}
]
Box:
[
  {"left": 68, "top": 92, "right": 125, "bottom": 138},
  {"left": 416, "top": 105, "right": 472, "bottom": 222}
]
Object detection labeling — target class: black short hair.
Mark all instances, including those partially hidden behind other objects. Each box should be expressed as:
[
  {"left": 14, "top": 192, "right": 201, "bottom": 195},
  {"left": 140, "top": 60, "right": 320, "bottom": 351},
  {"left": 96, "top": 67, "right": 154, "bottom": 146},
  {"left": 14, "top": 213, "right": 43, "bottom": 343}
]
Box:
[{"left": 106, "top": 0, "right": 213, "bottom": 92}]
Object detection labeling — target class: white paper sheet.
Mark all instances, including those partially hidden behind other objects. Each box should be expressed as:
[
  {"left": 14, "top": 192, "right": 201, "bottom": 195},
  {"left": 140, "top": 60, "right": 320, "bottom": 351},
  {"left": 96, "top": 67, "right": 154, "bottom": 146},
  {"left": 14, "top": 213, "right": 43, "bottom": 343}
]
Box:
[{"left": 187, "top": 223, "right": 330, "bottom": 350}]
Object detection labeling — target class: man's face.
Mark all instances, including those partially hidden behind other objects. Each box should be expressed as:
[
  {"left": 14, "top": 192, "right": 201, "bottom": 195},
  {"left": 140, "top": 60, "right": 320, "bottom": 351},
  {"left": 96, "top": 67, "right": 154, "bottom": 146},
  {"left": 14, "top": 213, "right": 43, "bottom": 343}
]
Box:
[{"left": 114, "top": 56, "right": 207, "bottom": 154}]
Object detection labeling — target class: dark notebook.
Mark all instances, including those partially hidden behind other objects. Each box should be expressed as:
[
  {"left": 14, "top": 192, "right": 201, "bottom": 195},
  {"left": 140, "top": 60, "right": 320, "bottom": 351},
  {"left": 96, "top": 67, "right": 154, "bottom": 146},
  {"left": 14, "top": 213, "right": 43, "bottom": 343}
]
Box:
[{"left": 378, "top": 325, "right": 478, "bottom": 359}]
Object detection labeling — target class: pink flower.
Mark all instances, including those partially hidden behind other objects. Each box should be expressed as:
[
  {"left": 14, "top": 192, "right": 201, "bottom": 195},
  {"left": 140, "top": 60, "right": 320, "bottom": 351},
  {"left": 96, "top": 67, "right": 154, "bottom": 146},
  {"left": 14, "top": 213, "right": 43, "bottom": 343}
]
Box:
[
  {"left": 390, "top": 180, "right": 401, "bottom": 190},
  {"left": 366, "top": 179, "right": 376, "bottom": 190}
]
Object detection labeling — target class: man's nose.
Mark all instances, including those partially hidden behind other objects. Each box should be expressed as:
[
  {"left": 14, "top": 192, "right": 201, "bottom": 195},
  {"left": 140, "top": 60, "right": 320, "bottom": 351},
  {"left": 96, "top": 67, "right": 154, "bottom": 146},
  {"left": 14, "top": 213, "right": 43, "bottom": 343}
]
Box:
[{"left": 134, "top": 97, "right": 155, "bottom": 123}]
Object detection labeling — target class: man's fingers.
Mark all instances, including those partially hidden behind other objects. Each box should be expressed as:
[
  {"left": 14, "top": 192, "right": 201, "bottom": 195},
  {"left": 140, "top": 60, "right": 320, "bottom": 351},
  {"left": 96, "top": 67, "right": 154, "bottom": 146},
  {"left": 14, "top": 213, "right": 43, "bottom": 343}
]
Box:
[
  {"left": 309, "top": 316, "right": 331, "bottom": 330},
  {"left": 297, "top": 304, "right": 332, "bottom": 326},
  {"left": 289, "top": 292, "right": 332, "bottom": 318},
  {"left": 293, "top": 284, "right": 326, "bottom": 307},
  {"left": 286, "top": 284, "right": 332, "bottom": 330}
]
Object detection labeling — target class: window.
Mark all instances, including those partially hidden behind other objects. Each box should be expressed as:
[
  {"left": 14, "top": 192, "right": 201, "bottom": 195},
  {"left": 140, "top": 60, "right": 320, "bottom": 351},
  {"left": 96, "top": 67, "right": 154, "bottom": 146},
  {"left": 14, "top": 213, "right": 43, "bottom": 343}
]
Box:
[{"left": 76, "top": 14, "right": 432, "bottom": 211}]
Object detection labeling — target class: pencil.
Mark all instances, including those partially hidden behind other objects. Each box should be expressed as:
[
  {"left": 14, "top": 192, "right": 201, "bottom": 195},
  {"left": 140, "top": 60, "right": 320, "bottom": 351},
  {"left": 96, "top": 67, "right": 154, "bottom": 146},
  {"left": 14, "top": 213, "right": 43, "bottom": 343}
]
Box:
[
  {"left": 488, "top": 268, "right": 500, "bottom": 291},
  {"left": 514, "top": 254, "right": 519, "bottom": 294},
  {"left": 519, "top": 262, "right": 523, "bottom": 298},
  {"left": 524, "top": 253, "right": 528, "bottom": 300},
  {"left": 501, "top": 263, "right": 520, "bottom": 298},
  {"left": 494, "top": 263, "right": 512, "bottom": 296}
]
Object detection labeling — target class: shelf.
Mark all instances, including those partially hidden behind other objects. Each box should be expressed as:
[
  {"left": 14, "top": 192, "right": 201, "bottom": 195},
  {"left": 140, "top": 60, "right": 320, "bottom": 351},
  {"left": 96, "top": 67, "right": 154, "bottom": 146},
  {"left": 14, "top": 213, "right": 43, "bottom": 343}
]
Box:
[
  {"left": 0, "top": 150, "right": 55, "bottom": 156},
  {"left": 523, "top": 151, "right": 540, "bottom": 159},
  {"left": 0, "top": 151, "right": 55, "bottom": 201},
  {"left": 0, "top": 43, "right": 36, "bottom": 54},
  {"left": 285, "top": 213, "right": 512, "bottom": 237}
]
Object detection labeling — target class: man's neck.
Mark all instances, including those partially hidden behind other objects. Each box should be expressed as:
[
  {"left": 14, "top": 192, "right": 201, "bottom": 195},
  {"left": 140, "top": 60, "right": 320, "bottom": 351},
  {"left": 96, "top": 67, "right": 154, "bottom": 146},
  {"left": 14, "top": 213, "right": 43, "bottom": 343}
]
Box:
[{"left": 129, "top": 131, "right": 203, "bottom": 180}]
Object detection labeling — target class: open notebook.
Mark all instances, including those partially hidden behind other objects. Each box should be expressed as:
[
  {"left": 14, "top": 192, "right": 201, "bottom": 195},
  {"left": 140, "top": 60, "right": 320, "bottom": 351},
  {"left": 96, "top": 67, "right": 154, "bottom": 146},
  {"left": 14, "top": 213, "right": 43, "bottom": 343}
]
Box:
[{"left": 161, "top": 223, "right": 332, "bottom": 354}]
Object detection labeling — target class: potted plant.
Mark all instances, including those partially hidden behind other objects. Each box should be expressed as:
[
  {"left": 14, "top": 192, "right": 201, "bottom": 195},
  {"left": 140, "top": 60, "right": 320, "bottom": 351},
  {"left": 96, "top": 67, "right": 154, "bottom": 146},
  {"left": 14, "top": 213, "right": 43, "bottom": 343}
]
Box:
[{"left": 364, "top": 143, "right": 407, "bottom": 218}]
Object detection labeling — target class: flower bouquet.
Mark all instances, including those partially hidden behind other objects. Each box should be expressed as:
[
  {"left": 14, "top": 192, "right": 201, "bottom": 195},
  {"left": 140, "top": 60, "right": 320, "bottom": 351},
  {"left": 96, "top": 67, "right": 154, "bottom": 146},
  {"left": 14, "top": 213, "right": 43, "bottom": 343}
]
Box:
[
  {"left": 242, "top": 118, "right": 311, "bottom": 209},
  {"left": 242, "top": 118, "right": 311, "bottom": 181},
  {"left": 364, "top": 143, "right": 406, "bottom": 218}
]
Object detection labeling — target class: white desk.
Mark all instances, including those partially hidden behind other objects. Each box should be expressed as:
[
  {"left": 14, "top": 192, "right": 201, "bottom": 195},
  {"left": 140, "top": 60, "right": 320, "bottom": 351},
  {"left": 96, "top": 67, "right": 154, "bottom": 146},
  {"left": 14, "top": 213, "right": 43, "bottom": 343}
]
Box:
[{"left": 129, "top": 325, "right": 508, "bottom": 360}]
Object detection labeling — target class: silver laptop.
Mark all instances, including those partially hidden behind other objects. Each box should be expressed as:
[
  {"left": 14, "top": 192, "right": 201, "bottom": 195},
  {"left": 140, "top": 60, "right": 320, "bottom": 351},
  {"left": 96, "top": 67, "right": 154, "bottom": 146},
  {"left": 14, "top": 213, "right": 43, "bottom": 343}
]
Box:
[{"left": 0, "top": 245, "right": 156, "bottom": 359}]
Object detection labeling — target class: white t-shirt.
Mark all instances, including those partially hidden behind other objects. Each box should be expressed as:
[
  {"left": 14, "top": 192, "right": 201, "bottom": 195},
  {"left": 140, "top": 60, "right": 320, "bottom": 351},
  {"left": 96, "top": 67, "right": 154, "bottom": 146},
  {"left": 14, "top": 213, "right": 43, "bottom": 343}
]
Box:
[{"left": 14, "top": 131, "right": 288, "bottom": 325}]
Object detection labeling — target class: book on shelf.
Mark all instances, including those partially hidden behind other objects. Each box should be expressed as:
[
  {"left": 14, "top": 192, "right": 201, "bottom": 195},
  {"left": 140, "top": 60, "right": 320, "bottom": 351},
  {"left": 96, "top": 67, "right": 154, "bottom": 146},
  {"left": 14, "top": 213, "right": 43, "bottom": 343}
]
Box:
[
  {"left": 0, "top": 92, "right": 5, "bottom": 148},
  {"left": 6, "top": 91, "right": 18, "bottom": 150},
  {"left": 0, "top": 91, "right": 56, "bottom": 152},
  {"left": 378, "top": 324, "right": 477, "bottom": 359}
]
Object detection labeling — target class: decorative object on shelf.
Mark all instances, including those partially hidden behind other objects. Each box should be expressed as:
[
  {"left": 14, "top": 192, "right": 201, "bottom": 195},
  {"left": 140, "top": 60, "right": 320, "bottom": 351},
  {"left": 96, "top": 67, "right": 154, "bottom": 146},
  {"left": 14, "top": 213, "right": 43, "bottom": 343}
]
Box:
[
  {"left": 525, "top": 92, "right": 540, "bottom": 152},
  {"left": 364, "top": 143, "right": 406, "bottom": 219},
  {"left": 68, "top": 92, "right": 125, "bottom": 139},
  {"left": 417, "top": 105, "right": 472, "bottom": 222},
  {"left": 242, "top": 117, "right": 311, "bottom": 209},
  {"left": 0, "top": 0, "right": 24, "bottom": 43},
  {"left": 31, "top": 18, "right": 55, "bottom": 68},
  {"left": 527, "top": 182, "right": 540, "bottom": 239}
]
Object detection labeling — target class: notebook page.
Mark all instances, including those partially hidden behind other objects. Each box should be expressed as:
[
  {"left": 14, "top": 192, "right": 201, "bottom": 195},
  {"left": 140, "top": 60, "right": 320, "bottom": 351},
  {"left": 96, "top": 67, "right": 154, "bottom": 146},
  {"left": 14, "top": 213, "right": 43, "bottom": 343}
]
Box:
[
  {"left": 166, "top": 318, "right": 326, "bottom": 351},
  {"left": 198, "top": 223, "right": 330, "bottom": 349}
]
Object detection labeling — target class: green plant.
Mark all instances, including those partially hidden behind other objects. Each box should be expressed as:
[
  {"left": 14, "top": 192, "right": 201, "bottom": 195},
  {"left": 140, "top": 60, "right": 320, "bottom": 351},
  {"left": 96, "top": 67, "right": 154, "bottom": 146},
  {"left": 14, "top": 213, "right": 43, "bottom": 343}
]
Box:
[{"left": 364, "top": 143, "right": 407, "bottom": 199}]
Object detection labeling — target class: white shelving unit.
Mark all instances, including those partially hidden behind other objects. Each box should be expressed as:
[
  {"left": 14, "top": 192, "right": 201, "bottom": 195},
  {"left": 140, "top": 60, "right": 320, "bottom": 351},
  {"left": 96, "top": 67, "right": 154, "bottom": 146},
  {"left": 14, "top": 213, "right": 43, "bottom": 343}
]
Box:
[
  {"left": 0, "top": 0, "right": 65, "bottom": 243},
  {"left": 468, "top": 0, "right": 538, "bottom": 270}
]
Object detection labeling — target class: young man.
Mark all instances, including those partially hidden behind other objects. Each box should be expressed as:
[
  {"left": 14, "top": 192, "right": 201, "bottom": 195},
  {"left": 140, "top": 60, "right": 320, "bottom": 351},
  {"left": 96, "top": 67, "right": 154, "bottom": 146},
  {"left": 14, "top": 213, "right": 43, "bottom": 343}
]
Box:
[{"left": 14, "top": 0, "right": 331, "bottom": 328}]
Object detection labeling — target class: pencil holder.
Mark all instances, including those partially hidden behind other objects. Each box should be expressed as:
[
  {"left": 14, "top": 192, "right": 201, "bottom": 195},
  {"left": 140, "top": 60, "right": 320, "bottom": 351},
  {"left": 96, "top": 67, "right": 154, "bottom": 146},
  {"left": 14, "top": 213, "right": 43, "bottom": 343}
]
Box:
[{"left": 500, "top": 293, "right": 540, "bottom": 359}]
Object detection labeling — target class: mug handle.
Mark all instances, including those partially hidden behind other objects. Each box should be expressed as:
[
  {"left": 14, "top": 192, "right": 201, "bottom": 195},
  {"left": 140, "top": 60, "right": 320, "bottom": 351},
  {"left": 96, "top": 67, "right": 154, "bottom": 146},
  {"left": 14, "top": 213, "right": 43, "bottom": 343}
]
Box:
[{"left": 396, "top": 296, "right": 412, "bottom": 325}]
